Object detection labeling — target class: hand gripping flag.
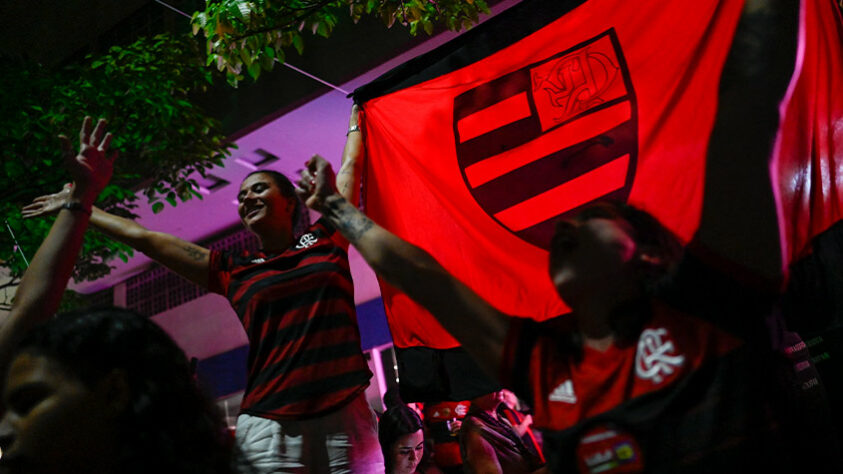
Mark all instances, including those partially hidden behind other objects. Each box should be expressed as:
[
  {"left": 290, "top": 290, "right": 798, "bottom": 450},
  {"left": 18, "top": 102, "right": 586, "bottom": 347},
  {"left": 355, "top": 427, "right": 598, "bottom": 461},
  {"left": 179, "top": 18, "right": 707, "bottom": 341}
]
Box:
[{"left": 353, "top": 0, "right": 843, "bottom": 400}]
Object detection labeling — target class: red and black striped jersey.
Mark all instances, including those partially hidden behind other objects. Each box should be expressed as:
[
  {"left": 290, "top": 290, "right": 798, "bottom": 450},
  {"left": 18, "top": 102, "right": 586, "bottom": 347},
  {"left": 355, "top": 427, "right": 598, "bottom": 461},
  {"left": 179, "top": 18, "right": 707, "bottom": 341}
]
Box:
[{"left": 208, "top": 220, "right": 371, "bottom": 420}]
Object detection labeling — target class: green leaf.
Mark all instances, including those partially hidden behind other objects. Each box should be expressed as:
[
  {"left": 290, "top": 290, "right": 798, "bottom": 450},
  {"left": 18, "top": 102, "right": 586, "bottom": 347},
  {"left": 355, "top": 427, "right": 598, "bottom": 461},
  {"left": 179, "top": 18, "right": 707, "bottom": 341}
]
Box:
[
  {"left": 237, "top": 2, "right": 252, "bottom": 21},
  {"left": 227, "top": 3, "right": 244, "bottom": 21},
  {"left": 316, "top": 21, "right": 330, "bottom": 38},
  {"left": 240, "top": 47, "right": 252, "bottom": 67},
  {"left": 259, "top": 53, "right": 274, "bottom": 70},
  {"left": 423, "top": 19, "right": 434, "bottom": 35},
  {"left": 292, "top": 33, "right": 304, "bottom": 55},
  {"left": 247, "top": 61, "right": 261, "bottom": 80}
]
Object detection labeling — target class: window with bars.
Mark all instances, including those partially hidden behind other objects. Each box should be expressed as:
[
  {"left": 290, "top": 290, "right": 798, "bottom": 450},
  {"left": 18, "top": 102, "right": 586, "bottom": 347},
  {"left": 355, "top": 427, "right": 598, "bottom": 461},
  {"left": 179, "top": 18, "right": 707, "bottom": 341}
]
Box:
[{"left": 125, "top": 227, "right": 259, "bottom": 316}]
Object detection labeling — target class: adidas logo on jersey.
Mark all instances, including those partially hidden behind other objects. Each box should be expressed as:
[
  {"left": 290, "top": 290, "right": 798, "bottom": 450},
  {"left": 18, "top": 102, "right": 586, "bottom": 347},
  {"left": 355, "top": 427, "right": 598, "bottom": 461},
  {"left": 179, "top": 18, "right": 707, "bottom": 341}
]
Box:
[{"left": 549, "top": 379, "right": 577, "bottom": 404}]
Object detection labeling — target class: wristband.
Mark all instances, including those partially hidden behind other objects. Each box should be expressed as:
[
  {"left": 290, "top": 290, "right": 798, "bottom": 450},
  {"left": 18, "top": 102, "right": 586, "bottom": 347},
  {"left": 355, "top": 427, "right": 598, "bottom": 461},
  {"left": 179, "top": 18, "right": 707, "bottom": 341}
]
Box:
[
  {"left": 61, "top": 201, "right": 92, "bottom": 216},
  {"left": 346, "top": 124, "right": 360, "bottom": 136}
]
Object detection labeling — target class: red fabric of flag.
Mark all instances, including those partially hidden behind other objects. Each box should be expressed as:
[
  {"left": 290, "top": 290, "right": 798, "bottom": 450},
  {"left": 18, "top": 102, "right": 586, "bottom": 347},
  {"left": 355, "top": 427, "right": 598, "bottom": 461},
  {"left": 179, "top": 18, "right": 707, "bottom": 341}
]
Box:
[
  {"left": 356, "top": 0, "right": 843, "bottom": 351},
  {"left": 773, "top": 0, "right": 843, "bottom": 264}
]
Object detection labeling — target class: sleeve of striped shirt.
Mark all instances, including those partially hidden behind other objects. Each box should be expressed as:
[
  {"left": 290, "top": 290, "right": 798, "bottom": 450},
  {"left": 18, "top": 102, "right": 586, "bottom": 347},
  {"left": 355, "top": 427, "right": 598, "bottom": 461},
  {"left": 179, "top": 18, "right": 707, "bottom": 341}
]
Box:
[{"left": 207, "top": 249, "right": 232, "bottom": 295}]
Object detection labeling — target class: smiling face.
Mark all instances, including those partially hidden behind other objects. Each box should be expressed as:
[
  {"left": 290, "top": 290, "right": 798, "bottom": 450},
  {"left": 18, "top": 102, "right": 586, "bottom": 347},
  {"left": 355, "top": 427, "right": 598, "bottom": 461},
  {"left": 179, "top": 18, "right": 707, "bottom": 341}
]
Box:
[
  {"left": 390, "top": 429, "right": 424, "bottom": 474},
  {"left": 237, "top": 172, "right": 295, "bottom": 240},
  {"left": 549, "top": 216, "right": 639, "bottom": 305},
  {"left": 0, "top": 354, "right": 117, "bottom": 474}
]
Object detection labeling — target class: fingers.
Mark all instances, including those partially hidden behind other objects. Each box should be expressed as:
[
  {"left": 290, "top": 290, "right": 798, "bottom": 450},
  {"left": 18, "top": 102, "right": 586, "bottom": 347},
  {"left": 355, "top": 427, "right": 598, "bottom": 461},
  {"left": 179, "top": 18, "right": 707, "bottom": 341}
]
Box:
[
  {"left": 305, "top": 154, "right": 324, "bottom": 171},
  {"left": 21, "top": 202, "right": 40, "bottom": 212},
  {"left": 79, "top": 116, "right": 93, "bottom": 145},
  {"left": 21, "top": 198, "right": 49, "bottom": 218},
  {"left": 90, "top": 118, "right": 107, "bottom": 147},
  {"left": 307, "top": 155, "right": 333, "bottom": 176},
  {"left": 297, "top": 168, "right": 315, "bottom": 190},
  {"left": 99, "top": 132, "right": 113, "bottom": 152}
]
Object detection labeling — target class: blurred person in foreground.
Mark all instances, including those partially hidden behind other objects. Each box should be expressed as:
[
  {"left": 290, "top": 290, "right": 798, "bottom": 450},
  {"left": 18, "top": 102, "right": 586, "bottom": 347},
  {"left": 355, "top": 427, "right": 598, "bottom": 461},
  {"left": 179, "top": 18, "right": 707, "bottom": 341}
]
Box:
[{"left": 0, "top": 118, "right": 241, "bottom": 474}]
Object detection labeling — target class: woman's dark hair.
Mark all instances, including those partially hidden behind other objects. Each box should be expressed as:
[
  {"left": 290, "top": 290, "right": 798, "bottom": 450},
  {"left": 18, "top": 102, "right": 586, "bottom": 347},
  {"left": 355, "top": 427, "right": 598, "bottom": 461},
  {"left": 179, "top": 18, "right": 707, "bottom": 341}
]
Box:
[
  {"left": 16, "top": 307, "right": 238, "bottom": 474},
  {"left": 244, "top": 170, "right": 311, "bottom": 237},
  {"left": 379, "top": 394, "right": 425, "bottom": 473}
]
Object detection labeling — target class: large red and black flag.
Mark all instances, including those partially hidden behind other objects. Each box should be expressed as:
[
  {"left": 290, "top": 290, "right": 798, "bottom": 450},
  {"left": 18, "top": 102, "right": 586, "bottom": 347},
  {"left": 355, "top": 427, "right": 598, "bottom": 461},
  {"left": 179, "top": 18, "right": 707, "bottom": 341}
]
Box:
[{"left": 353, "top": 0, "right": 843, "bottom": 401}]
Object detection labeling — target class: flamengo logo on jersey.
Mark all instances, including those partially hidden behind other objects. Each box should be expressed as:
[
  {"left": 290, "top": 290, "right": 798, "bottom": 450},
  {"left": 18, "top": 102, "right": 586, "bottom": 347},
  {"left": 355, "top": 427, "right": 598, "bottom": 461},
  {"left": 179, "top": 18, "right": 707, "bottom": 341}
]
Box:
[
  {"left": 549, "top": 379, "right": 577, "bottom": 404},
  {"left": 295, "top": 233, "right": 318, "bottom": 249},
  {"left": 635, "top": 328, "right": 685, "bottom": 384}
]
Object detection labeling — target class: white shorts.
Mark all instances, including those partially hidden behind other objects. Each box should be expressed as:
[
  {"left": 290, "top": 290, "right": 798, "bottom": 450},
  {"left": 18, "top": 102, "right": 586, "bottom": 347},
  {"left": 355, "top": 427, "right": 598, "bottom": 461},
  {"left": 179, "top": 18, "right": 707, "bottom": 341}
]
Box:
[{"left": 235, "top": 393, "right": 384, "bottom": 474}]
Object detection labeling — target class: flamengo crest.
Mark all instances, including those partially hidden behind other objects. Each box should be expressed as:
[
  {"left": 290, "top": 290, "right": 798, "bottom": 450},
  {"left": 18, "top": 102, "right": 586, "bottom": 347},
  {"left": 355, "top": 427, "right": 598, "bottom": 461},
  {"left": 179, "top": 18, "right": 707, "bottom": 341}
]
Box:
[
  {"left": 295, "top": 233, "right": 318, "bottom": 249},
  {"left": 635, "top": 328, "right": 685, "bottom": 384},
  {"left": 453, "top": 29, "right": 638, "bottom": 250}
]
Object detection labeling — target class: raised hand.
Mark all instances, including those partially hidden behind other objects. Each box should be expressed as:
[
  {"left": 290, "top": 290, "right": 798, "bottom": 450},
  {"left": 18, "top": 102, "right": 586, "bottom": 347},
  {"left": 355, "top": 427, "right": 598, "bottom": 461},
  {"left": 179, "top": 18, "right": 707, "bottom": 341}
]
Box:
[
  {"left": 2, "top": 118, "right": 116, "bottom": 371},
  {"left": 21, "top": 183, "right": 73, "bottom": 219},
  {"left": 296, "top": 155, "right": 339, "bottom": 212},
  {"left": 58, "top": 116, "right": 117, "bottom": 206}
]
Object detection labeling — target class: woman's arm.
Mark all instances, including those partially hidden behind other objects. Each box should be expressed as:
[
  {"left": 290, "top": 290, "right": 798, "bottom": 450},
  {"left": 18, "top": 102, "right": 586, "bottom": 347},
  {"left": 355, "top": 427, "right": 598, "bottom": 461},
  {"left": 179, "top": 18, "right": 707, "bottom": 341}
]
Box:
[
  {"left": 89, "top": 207, "right": 211, "bottom": 288},
  {"left": 1, "top": 117, "right": 114, "bottom": 373},
  {"left": 23, "top": 188, "right": 211, "bottom": 289},
  {"left": 335, "top": 104, "right": 364, "bottom": 207},
  {"left": 694, "top": 0, "right": 798, "bottom": 283},
  {"left": 297, "top": 155, "right": 510, "bottom": 381}
]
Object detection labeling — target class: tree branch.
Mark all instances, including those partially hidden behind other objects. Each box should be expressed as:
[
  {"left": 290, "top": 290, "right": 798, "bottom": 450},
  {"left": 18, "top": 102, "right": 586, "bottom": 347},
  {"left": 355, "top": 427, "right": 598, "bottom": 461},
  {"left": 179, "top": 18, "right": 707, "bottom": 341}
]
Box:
[{"left": 227, "top": 0, "right": 335, "bottom": 42}]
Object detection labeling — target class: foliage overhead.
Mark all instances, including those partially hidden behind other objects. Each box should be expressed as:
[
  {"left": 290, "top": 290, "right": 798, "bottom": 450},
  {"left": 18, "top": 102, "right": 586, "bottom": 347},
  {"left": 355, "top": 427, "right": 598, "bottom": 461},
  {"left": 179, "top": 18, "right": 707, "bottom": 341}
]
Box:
[
  {"left": 0, "top": 33, "right": 233, "bottom": 289},
  {"left": 192, "top": 0, "right": 490, "bottom": 86},
  {"left": 1, "top": 0, "right": 490, "bottom": 305}
]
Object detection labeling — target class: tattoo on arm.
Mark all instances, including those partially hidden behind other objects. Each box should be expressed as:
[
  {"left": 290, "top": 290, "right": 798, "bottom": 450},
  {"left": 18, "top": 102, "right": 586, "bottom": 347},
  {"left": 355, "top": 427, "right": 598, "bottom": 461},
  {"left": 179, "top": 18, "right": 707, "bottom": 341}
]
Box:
[
  {"left": 336, "top": 160, "right": 360, "bottom": 202},
  {"left": 338, "top": 208, "right": 374, "bottom": 242},
  {"left": 183, "top": 245, "right": 207, "bottom": 261},
  {"left": 327, "top": 197, "right": 373, "bottom": 242}
]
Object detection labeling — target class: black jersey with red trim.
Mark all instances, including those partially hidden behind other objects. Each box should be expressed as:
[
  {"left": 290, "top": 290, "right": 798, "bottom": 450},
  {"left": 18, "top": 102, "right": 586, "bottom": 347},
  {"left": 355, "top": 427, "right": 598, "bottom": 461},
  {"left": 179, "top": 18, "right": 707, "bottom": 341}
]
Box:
[
  {"left": 208, "top": 219, "right": 371, "bottom": 420},
  {"left": 501, "top": 254, "right": 818, "bottom": 472}
]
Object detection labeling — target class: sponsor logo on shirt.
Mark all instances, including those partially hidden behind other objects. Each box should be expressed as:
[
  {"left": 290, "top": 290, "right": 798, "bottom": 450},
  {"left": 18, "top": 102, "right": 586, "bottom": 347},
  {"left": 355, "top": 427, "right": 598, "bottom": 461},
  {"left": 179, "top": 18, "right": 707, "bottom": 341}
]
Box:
[
  {"left": 548, "top": 379, "right": 577, "bottom": 404},
  {"left": 576, "top": 424, "right": 644, "bottom": 473},
  {"left": 250, "top": 257, "right": 266, "bottom": 264},
  {"left": 635, "top": 327, "right": 685, "bottom": 384}
]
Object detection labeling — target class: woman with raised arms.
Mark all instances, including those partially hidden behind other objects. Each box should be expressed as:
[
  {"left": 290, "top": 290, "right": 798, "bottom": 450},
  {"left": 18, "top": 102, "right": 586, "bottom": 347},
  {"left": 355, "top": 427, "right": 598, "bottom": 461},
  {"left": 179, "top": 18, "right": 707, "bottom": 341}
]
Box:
[{"left": 23, "top": 106, "right": 384, "bottom": 473}]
